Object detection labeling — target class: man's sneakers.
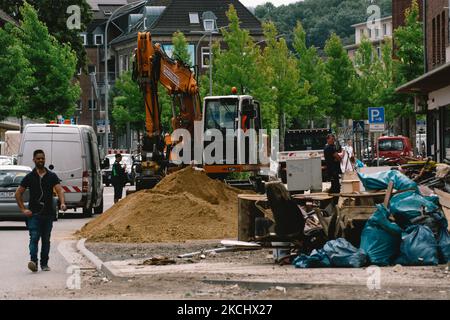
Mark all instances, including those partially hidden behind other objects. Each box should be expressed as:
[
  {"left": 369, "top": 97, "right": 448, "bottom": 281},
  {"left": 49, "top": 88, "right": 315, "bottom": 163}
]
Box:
[
  {"left": 41, "top": 265, "right": 51, "bottom": 272},
  {"left": 28, "top": 261, "right": 38, "bottom": 272},
  {"left": 27, "top": 261, "right": 51, "bottom": 272}
]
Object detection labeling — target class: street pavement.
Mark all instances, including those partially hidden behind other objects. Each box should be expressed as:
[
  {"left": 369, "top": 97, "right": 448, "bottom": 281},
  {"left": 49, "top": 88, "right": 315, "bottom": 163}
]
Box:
[{"left": 0, "top": 185, "right": 132, "bottom": 299}]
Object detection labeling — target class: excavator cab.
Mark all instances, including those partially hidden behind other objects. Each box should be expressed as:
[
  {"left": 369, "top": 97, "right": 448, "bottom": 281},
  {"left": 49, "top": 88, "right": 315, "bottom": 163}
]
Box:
[{"left": 202, "top": 95, "right": 264, "bottom": 178}]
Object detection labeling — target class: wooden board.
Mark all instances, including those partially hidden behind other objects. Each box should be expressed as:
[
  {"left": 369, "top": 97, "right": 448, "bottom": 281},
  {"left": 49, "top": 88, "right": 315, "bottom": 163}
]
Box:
[
  {"left": 221, "top": 240, "right": 262, "bottom": 248},
  {"left": 435, "top": 188, "right": 450, "bottom": 208},
  {"left": 442, "top": 207, "right": 450, "bottom": 232}
]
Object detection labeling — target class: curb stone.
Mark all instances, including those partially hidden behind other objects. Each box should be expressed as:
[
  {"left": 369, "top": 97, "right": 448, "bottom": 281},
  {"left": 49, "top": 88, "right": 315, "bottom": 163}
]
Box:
[{"left": 76, "top": 238, "right": 118, "bottom": 279}]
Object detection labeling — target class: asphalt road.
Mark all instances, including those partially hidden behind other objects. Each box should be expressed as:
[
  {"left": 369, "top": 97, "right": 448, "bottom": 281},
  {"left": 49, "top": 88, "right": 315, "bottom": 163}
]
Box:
[{"left": 0, "top": 185, "right": 132, "bottom": 299}]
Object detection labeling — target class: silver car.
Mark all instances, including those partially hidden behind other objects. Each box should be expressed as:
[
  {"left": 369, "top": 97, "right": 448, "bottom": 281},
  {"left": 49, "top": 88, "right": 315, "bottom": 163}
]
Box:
[{"left": 0, "top": 165, "right": 31, "bottom": 221}]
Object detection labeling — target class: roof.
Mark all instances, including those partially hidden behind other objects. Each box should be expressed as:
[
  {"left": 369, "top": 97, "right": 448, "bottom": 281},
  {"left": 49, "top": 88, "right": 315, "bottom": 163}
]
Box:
[
  {"left": 351, "top": 16, "right": 392, "bottom": 28},
  {"left": 396, "top": 62, "right": 450, "bottom": 94},
  {"left": 0, "top": 165, "right": 32, "bottom": 171},
  {"left": 110, "top": 0, "right": 263, "bottom": 45},
  {"left": 87, "top": 0, "right": 128, "bottom": 11},
  {"left": 0, "top": 8, "right": 18, "bottom": 26}
]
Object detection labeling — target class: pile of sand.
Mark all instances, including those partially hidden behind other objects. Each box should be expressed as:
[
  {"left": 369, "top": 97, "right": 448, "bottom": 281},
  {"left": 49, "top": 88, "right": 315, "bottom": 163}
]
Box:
[{"left": 78, "top": 167, "right": 244, "bottom": 243}]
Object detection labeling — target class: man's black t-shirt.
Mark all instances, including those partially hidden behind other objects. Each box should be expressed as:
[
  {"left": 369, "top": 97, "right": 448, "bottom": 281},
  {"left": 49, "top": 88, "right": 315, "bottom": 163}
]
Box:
[
  {"left": 324, "top": 144, "right": 341, "bottom": 174},
  {"left": 20, "top": 168, "right": 60, "bottom": 216}
]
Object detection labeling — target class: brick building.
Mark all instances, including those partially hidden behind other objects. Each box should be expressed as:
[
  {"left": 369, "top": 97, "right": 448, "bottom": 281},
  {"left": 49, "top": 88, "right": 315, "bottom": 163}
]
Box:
[{"left": 397, "top": 0, "right": 450, "bottom": 161}]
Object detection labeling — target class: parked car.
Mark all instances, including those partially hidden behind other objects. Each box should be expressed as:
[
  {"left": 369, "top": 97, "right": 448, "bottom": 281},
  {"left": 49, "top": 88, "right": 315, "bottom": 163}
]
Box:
[
  {"left": 376, "top": 136, "right": 413, "bottom": 159},
  {"left": 102, "top": 153, "right": 135, "bottom": 186},
  {"left": 0, "top": 165, "right": 31, "bottom": 221},
  {"left": 18, "top": 124, "right": 108, "bottom": 216},
  {"left": 0, "top": 155, "right": 14, "bottom": 166}
]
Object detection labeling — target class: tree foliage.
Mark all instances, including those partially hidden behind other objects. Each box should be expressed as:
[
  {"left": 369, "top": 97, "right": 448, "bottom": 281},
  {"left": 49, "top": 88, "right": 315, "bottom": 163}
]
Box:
[
  {"left": 255, "top": 0, "right": 392, "bottom": 49},
  {"left": 324, "top": 33, "right": 355, "bottom": 125},
  {"left": 0, "top": 0, "right": 92, "bottom": 69},
  {"left": 0, "top": 23, "right": 33, "bottom": 120}
]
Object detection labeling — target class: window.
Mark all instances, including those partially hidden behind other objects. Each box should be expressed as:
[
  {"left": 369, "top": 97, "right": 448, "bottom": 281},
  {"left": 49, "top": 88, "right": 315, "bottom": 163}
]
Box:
[
  {"left": 80, "top": 34, "right": 87, "bottom": 46},
  {"left": 376, "top": 47, "right": 381, "bottom": 59},
  {"left": 368, "top": 28, "right": 372, "bottom": 39},
  {"left": 383, "top": 23, "right": 387, "bottom": 35},
  {"left": 378, "top": 139, "right": 404, "bottom": 151},
  {"left": 432, "top": 18, "right": 436, "bottom": 65},
  {"left": 124, "top": 55, "right": 129, "bottom": 71},
  {"left": 442, "top": 11, "right": 446, "bottom": 63},
  {"left": 88, "top": 65, "right": 96, "bottom": 74},
  {"left": 119, "top": 55, "right": 124, "bottom": 75},
  {"left": 88, "top": 99, "right": 97, "bottom": 110},
  {"left": 437, "top": 14, "right": 441, "bottom": 64},
  {"left": 359, "top": 29, "right": 364, "bottom": 40},
  {"left": 375, "top": 28, "right": 379, "bottom": 38},
  {"left": 189, "top": 12, "right": 199, "bottom": 24},
  {"left": 203, "top": 19, "right": 215, "bottom": 32},
  {"left": 76, "top": 100, "right": 82, "bottom": 110},
  {"left": 94, "top": 34, "right": 103, "bottom": 45},
  {"left": 103, "top": 10, "right": 112, "bottom": 16},
  {"left": 201, "top": 47, "right": 210, "bottom": 68}
]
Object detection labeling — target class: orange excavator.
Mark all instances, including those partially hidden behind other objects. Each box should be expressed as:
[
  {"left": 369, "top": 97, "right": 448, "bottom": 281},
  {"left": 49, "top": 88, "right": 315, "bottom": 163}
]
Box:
[{"left": 132, "top": 31, "right": 267, "bottom": 191}]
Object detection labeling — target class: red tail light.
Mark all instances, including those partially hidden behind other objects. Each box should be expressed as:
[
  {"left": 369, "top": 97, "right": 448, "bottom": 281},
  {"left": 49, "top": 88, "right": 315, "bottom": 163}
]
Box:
[{"left": 82, "top": 171, "right": 89, "bottom": 193}]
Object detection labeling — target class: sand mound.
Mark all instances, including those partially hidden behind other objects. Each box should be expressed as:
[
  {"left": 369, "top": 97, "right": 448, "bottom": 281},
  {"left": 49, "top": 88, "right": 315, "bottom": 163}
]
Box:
[{"left": 78, "top": 167, "right": 245, "bottom": 243}]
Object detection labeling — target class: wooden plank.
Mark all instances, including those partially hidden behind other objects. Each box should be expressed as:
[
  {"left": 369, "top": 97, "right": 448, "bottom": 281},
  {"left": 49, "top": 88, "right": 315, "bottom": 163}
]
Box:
[
  {"left": 442, "top": 207, "right": 450, "bottom": 232},
  {"left": 383, "top": 181, "right": 395, "bottom": 208},
  {"left": 434, "top": 188, "right": 450, "bottom": 208}
]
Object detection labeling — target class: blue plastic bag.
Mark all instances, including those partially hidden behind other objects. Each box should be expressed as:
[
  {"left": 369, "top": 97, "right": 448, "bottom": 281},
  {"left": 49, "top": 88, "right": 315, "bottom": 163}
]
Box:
[
  {"left": 356, "top": 159, "right": 365, "bottom": 168},
  {"left": 293, "top": 239, "right": 366, "bottom": 268},
  {"left": 357, "top": 170, "right": 417, "bottom": 191},
  {"left": 395, "top": 225, "right": 439, "bottom": 266},
  {"left": 322, "top": 238, "right": 367, "bottom": 268},
  {"left": 360, "top": 204, "right": 403, "bottom": 266},
  {"left": 293, "top": 249, "right": 331, "bottom": 268},
  {"left": 390, "top": 191, "right": 440, "bottom": 229},
  {"left": 437, "top": 228, "right": 450, "bottom": 264}
]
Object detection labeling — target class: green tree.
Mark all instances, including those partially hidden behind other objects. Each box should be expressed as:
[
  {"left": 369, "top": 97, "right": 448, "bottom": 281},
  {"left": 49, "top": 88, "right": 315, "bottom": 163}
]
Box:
[
  {"left": 293, "top": 21, "right": 334, "bottom": 127},
  {"left": 393, "top": 0, "right": 424, "bottom": 141},
  {"left": 172, "top": 31, "right": 191, "bottom": 65},
  {"left": 111, "top": 71, "right": 144, "bottom": 135},
  {"left": 0, "top": 23, "right": 33, "bottom": 120},
  {"left": 202, "top": 4, "right": 275, "bottom": 129},
  {"left": 0, "top": 0, "right": 92, "bottom": 69},
  {"left": 15, "top": 2, "right": 80, "bottom": 120},
  {"left": 324, "top": 33, "right": 355, "bottom": 126}
]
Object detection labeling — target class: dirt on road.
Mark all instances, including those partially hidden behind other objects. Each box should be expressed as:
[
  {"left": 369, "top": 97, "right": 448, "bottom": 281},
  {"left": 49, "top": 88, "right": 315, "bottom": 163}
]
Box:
[{"left": 78, "top": 167, "right": 246, "bottom": 243}]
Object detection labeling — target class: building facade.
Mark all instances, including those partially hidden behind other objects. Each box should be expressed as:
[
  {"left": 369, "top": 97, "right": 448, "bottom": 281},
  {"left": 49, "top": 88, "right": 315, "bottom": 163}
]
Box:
[
  {"left": 345, "top": 16, "right": 393, "bottom": 61},
  {"left": 397, "top": 0, "right": 450, "bottom": 162}
]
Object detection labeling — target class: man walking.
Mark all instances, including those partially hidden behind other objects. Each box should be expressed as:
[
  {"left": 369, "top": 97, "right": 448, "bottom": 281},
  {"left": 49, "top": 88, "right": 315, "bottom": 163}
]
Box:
[
  {"left": 15, "top": 149, "right": 66, "bottom": 272},
  {"left": 324, "top": 134, "right": 343, "bottom": 194},
  {"left": 111, "top": 153, "right": 126, "bottom": 203}
]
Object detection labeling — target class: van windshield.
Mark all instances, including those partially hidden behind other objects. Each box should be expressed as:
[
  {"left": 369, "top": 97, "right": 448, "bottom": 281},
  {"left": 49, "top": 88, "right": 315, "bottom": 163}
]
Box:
[{"left": 379, "top": 139, "right": 404, "bottom": 151}]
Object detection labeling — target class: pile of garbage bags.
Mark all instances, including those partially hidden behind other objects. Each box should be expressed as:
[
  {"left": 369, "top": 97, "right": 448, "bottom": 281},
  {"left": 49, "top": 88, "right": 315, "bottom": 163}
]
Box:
[{"left": 294, "top": 170, "right": 450, "bottom": 268}]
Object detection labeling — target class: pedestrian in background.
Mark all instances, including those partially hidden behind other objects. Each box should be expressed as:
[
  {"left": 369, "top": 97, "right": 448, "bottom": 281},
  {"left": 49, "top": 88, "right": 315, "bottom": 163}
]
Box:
[
  {"left": 111, "top": 153, "right": 126, "bottom": 203},
  {"left": 341, "top": 139, "right": 355, "bottom": 174},
  {"left": 324, "top": 134, "right": 342, "bottom": 194},
  {"left": 15, "top": 149, "right": 67, "bottom": 272}
]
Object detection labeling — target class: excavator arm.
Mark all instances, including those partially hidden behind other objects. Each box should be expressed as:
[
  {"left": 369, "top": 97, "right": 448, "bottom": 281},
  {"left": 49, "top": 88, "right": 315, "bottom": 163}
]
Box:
[
  {"left": 133, "top": 31, "right": 201, "bottom": 158},
  {"left": 132, "top": 31, "right": 202, "bottom": 189}
]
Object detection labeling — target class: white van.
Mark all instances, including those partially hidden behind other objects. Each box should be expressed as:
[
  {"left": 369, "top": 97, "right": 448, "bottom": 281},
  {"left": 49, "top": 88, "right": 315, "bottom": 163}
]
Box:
[{"left": 18, "top": 124, "right": 106, "bottom": 216}]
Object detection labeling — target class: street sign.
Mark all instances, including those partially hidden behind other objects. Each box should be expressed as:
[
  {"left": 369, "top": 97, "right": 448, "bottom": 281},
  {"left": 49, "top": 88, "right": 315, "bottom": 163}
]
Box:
[
  {"left": 369, "top": 123, "right": 385, "bottom": 132},
  {"left": 368, "top": 107, "right": 385, "bottom": 124},
  {"left": 353, "top": 120, "right": 365, "bottom": 133}
]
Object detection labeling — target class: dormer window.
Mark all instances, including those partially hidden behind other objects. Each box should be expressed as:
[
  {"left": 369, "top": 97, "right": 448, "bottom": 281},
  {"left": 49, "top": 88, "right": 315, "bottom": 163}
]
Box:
[
  {"left": 103, "top": 10, "right": 112, "bottom": 16},
  {"left": 203, "top": 19, "right": 215, "bottom": 32},
  {"left": 80, "top": 33, "right": 87, "bottom": 46},
  {"left": 189, "top": 12, "right": 199, "bottom": 24},
  {"left": 94, "top": 34, "right": 103, "bottom": 45}
]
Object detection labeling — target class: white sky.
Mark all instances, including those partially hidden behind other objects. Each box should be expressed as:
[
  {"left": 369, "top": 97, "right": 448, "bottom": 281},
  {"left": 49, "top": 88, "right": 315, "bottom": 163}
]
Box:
[{"left": 239, "top": 0, "right": 302, "bottom": 8}]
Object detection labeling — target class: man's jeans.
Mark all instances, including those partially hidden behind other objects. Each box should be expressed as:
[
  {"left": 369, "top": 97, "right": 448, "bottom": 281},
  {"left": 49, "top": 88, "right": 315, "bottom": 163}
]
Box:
[{"left": 26, "top": 214, "right": 54, "bottom": 267}]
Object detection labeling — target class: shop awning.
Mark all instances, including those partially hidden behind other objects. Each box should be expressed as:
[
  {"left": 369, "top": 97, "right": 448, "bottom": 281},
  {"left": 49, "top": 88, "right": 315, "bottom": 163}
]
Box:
[{"left": 396, "top": 62, "right": 450, "bottom": 94}]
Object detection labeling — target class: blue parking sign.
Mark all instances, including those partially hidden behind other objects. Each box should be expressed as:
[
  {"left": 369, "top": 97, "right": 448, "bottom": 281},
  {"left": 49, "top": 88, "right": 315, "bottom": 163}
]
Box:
[{"left": 368, "top": 107, "right": 385, "bottom": 124}]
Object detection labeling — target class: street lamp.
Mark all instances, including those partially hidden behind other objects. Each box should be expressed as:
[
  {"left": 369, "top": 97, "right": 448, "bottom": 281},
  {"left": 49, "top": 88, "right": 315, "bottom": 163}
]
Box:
[
  {"left": 193, "top": 11, "right": 217, "bottom": 96},
  {"left": 104, "top": 0, "right": 146, "bottom": 154}
]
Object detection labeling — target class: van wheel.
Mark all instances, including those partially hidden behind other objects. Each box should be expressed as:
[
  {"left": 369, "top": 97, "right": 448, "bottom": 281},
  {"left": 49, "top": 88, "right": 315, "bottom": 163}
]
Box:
[
  {"left": 94, "top": 200, "right": 103, "bottom": 214},
  {"left": 83, "top": 207, "right": 93, "bottom": 217}
]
